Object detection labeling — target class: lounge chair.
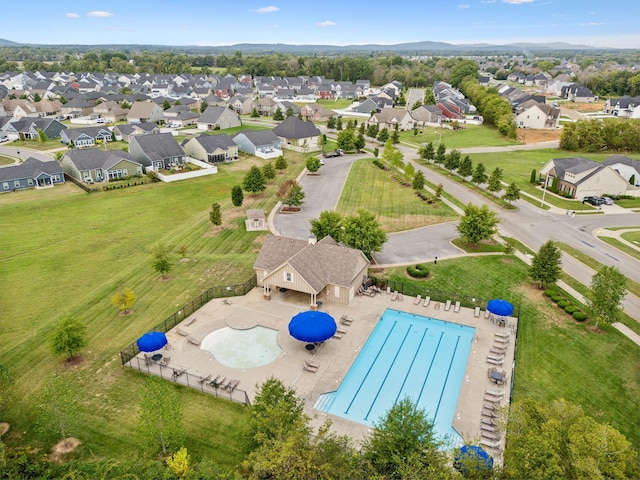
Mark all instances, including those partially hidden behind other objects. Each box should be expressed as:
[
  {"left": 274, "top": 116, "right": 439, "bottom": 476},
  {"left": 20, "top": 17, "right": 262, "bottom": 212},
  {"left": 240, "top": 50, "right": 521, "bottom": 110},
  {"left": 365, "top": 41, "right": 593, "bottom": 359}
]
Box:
[
  {"left": 482, "top": 408, "right": 498, "bottom": 418},
  {"left": 187, "top": 335, "right": 200, "bottom": 346},
  {"left": 209, "top": 375, "right": 222, "bottom": 387},
  {"left": 486, "top": 357, "right": 503, "bottom": 365},
  {"left": 340, "top": 314, "right": 353, "bottom": 322},
  {"left": 423, "top": 296, "right": 431, "bottom": 307},
  {"left": 306, "top": 360, "right": 319, "bottom": 369},
  {"left": 303, "top": 363, "right": 318, "bottom": 373},
  {"left": 486, "top": 389, "right": 504, "bottom": 397},
  {"left": 414, "top": 294, "right": 422, "bottom": 305},
  {"left": 176, "top": 327, "right": 188, "bottom": 336},
  {"left": 483, "top": 403, "right": 497, "bottom": 410},
  {"left": 184, "top": 317, "right": 196, "bottom": 326},
  {"left": 336, "top": 328, "right": 347, "bottom": 335},
  {"left": 453, "top": 301, "right": 461, "bottom": 313},
  {"left": 397, "top": 293, "right": 403, "bottom": 301},
  {"left": 199, "top": 374, "right": 212, "bottom": 384},
  {"left": 487, "top": 354, "right": 504, "bottom": 362},
  {"left": 480, "top": 439, "right": 501, "bottom": 450},
  {"left": 474, "top": 306, "right": 481, "bottom": 317},
  {"left": 444, "top": 300, "right": 452, "bottom": 311},
  {"left": 495, "top": 331, "right": 510, "bottom": 338},
  {"left": 225, "top": 379, "right": 240, "bottom": 391},
  {"left": 494, "top": 337, "right": 509, "bottom": 344},
  {"left": 340, "top": 318, "right": 353, "bottom": 326},
  {"left": 484, "top": 310, "right": 491, "bottom": 319},
  {"left": 391, "top": 291, "right": 398, "bottom": 301},
  {"left": 481, "top": 417, "right": 496, "bottom": 426},
  {"left": 223, "top": 298, "right": 232, "bottom": 305},
  {"left": 481, "top": 424, "right": 498, "bottom": 432},
  {"left": 484, "top": 395, "right": 502, "bottom": 403},
  {"left": 333, "top": 332, "right": 343, "bottom": 339},
  {"left": 490, "top": 347, "right": 507, "bottom": 355},
  {"left": 481, "top": 431, "right": 500, "bottom": 441}
]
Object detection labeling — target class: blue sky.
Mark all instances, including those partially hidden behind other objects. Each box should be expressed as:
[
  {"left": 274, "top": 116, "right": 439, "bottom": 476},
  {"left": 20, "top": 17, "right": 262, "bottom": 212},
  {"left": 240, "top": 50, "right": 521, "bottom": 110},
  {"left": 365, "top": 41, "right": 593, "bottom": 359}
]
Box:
[{"left": 2, "top": 0, "right": 640, "bottom": 48}]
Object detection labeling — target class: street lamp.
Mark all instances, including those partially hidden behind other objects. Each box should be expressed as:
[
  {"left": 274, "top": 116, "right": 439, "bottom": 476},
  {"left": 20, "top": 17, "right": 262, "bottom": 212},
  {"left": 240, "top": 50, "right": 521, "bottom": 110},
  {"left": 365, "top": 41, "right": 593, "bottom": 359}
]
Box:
[{"left": 540, "top": 174, "right": 548, "bottom": 207}]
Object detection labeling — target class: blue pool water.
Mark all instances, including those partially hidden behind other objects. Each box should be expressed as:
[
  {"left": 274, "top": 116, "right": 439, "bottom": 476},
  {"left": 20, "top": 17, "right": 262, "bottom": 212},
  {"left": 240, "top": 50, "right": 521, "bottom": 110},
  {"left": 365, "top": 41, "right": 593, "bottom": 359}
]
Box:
[{"left": 314, "top": 309, "right": 475, "bottom": 442}]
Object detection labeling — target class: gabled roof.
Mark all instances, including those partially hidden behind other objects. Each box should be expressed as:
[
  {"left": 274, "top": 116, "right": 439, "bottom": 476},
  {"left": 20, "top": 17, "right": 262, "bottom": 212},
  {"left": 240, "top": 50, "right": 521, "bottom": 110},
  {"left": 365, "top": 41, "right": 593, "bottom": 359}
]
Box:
[
  {"left": 64, "top": 148, "right": 138, "bottom": 171},
  {"left": 127, "top": 101, "right": 160, "bottom": 117},
  {"left": 372, "top": 107, "right": 410, "bottom": 123},
  {"left": 197, "top": 105, "right": 232, "bottom": 124},
  {"left": 130, "top": 132, "right": 185, "bottom": 158},
  {"left": 190, "top": 134, "right": 236, "bottom": 151},
  {"left": 603, "top": 155, "right": 640, "bottom": 172},
  {"left": 272, "top": 116, "right": 320, "bottom": 139},
  {"left": 254, "top": 235, "right": 369, "bottom": 292},
  {"left": 62, "top": 126, "right": 111, "bottom": 141},
  {"left": 233, "top": 129, "right": 279, "bottom": 146},
  {"left": 0, "top": 157, "right": 63, "bottom": 182}
]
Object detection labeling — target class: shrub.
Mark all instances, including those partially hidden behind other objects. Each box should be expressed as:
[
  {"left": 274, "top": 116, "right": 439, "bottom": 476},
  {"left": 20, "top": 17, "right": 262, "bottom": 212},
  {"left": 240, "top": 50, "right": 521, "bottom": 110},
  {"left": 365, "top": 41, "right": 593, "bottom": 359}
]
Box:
[
  {"left": 564, "top": 305, "right": 578, "bottom": 314},
  {"left": 573, "top": 311, "right": 588, "bottom": 321},
  {"left": 551, "top": 295, "right": 564, "bottom": 303},
  {"left": 557, "top": 300, "right": 570, "bottom": 308},
  {"left": 544, "top": 290, "right": 556, "bottom": 297},
  {"left": 406, "top": 264, "right": 429, "bottom": 278}
]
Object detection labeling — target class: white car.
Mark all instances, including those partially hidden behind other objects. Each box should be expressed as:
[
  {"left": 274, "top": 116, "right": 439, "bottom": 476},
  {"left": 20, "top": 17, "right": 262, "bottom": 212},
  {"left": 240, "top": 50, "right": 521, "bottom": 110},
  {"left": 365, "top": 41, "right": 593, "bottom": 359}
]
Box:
[{"left": 0, "top": 135, "right": 9, "bottom": 143}]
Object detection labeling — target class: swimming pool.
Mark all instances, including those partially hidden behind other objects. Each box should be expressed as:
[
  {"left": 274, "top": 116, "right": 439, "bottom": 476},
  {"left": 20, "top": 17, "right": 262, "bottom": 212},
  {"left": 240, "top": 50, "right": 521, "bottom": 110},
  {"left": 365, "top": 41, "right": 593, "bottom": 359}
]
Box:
[
  {"left": 314, "top": 309, "right": 475, "bottom": 442},
  {"left": 201, "top": 326, "right": 282, "bottom": 369}
]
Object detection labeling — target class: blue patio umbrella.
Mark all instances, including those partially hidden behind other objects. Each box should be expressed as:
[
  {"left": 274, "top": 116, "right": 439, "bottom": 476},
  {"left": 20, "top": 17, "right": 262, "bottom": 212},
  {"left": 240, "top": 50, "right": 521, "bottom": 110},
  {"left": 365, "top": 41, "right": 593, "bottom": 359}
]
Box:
[
  {"left": 453, "top": 444, "right": 494, "bottom": 473},
  {"left": 136, "top": 331, "right": 168, "bottom": 352},
  {"left": 487, "top": 299, "right": 514, "bottom": 317},
  {"left": 288, "top": 311, "right": 337, "bottom": 343}
]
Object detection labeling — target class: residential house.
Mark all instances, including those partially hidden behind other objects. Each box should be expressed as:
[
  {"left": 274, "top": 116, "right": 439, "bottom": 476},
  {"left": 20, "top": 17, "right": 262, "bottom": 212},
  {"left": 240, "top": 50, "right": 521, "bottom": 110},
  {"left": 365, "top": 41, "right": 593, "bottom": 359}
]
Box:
[
  {"left": 0, "top": 157, "right": 65, "bottom": 193},
  {"left": 182, "top": 134, "right": 238, "bottom": 163},
  {"left": 602, "top": 155, "right": 640, "bottom": 187},
  {"left": 126, "top": 101, "right": 164, "bottom": 124},
  {"left": 369, "top": 107, "right": 415, "bottom": 131},
  {"left": 61, "top": 98, "right": 95, "bottom": 118},
  {"left": 196, "top": 106, "right": 242, "bottom": 131},
  {"left": 128, "top": 132, "right": 187, "bottom": 171},
  {"left": 540, "top": 157, "right": 629, "bottom": 198},
  {"left": 61, "top": 148, "right": 143, "bottom": 183},
  {"left": 351, "top": 98, "right": 378, "bottom": 115},
  {"left": 603, "top": 96, "right": 640, "bottom": 118},
  {"left": 272, "top": 116, "right": 322, "bottom": 152},
  {"left": 245, "top": 209, "right": 267, "bottom": 231},
  {"left": 515, "top": 100, "right": 561, "bottom": 129},
  {"left": 167, "top": 111, "right": 199, "bottom": 127},
  {"left": 61, "top": 126, "right": 113, "bottom": 148},
  {"left": 300, "top": 103, "right": 336, "bottom": 122},
  {"left": 411, "top": 104, "right": 445, "bottom": 126},
  {"left": 233, "top": 130, "right": 281, "bottom": 159},
  {"left": 562, "top": 84, "right": 596, "bottom": 103},
  {"left": 253, "top": 234, "right": 370, "bottom": 306},
  {"left": 92, "top": 101, "right": 128, "bottom": 123},
  {"left": 113, "top": 122, "right": 160, "bottom": 143},
  {"left": 3, "top": 118, "right": 65, "bottom": 141},
  {"left": 255, "top": 97, "right": 278, "bottom": 116},
  {"left": 274, "top": 100, "right": 301, "bottom": 117}
]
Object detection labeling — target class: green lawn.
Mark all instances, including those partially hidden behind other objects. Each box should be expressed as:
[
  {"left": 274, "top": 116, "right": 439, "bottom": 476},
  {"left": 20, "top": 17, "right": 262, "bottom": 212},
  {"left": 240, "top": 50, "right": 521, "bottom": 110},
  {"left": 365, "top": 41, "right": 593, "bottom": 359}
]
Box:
[
  {"left": 401, "top": 124, "right": 519, "bottom": 149},
  {"left": 0, "top": 152, "right": 307, "bottom": 464},
  {"left": 0, "top": 155, "right": 16, "bottom": 166},
  {"left": 10, "top": 138, "right": 63, "bottom": 151},
  {"left": 315, "top": 98, "right": 353, "bottom": 110},
  {"left": 335, "top": 159, "right": 458, "bottom": 232},
  {"left": 621, "top": 230, "right": 640, "bottom": 245},
  {"left": 598, "top": 236, "right": 640, "bottom": 261},
  {"left": 378, "top": 256, "right": 640, "bottom": 451}
]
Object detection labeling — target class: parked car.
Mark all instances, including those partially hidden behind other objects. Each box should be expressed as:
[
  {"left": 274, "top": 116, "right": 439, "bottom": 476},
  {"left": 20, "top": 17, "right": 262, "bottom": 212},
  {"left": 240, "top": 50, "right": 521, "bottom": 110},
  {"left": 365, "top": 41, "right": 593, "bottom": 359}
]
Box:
[
  {"left": 582, "top": 196, "right": 605, "bottom": 206},
  {"left": 600, "top": 196, "right": 614, "bottom": 205},
  {"left": 0, "top": 135, "right": 9, "bottom": 143}
]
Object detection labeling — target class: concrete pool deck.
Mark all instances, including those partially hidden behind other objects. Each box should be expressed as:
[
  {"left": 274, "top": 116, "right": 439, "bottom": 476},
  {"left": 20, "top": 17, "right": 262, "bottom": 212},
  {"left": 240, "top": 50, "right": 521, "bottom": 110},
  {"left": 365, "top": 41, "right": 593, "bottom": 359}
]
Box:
[{"left": 130, "top": 287, "right": 516, "bottom": 455}]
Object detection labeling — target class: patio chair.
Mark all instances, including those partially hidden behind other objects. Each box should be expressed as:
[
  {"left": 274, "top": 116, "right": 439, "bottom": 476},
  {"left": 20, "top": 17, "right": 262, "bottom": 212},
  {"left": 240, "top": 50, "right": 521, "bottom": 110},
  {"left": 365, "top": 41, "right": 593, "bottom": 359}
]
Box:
[
  {"left": 303, "top": 363, "right": 318, "bottom": 373},
  {"left": 486, "top": 357, "right": 503, "bottom": 365},
  {"left": 444, "top": 300, "right": 452, "bottom": 311},
  {"left": 336, "top": 328, "right": 347, "bottom": 335},
  {"left": 176, "top": 327, "right": 188, "bottom": 336},
  {"left": 486, "top": 389, "right": 504, "bottom": 396},
  {"left": 187, "top": 335, "right": 200, "bottom": 346},
  {"left": 474, "top": 306, "right": 481, "bottom": 317},
  {"left": 184, "top": 317, "right": 196, "bottom": 326},
  {"left": 414, "top": 294, "right": 422, "bottom": 305},
  {"left": 391, "top": 291, "right": 399, "bottom": 301},
  {"left": 423, "top": 296, "right": 431, "bottom": 307},
  {"left": 453, "top": 301, "right": 461, "bottom": 313},
  {"left": 484, "top": 310, "right": 491, "bottom": 319},
  {"left": 487, "top": 354, "right": 504, "bottom": 362},
  {"left": 495, "top": 331, "right": 510, "bottom": 339},
  {"left": 481, "top": 423, "right": 498, "bottom": 432},
  {"left": 480, "top": 439, "right": 501, "bottom": 450}
]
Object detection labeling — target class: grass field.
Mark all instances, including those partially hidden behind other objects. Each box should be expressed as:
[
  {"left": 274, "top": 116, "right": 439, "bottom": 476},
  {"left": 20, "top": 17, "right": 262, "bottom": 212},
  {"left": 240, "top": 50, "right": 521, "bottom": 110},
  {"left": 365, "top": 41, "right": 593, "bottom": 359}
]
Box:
[
  {"left": 401, "top": 124, "right": 519, "bottom": 149},
  {"left": 378, "top": 257, "right": 640, "bottom": 451},
  {"left": 0, "top": 155, "right": 15, "bottom": 166},
  {"left": 335, "top": 159, "right": 458, "bottom": 232},
  {"left": 598, "top": 236, "right": 640, "bottom": 261},
  {"left": 0, "top": 152, "right": 307, "bottom": 465}
]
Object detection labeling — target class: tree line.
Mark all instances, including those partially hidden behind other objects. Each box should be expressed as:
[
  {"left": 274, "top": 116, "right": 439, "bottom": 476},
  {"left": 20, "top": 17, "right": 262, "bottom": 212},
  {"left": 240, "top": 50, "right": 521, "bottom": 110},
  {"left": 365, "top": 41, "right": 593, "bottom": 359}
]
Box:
[{"left": 560, "top": 118, "right": 640, "bottom": 153}]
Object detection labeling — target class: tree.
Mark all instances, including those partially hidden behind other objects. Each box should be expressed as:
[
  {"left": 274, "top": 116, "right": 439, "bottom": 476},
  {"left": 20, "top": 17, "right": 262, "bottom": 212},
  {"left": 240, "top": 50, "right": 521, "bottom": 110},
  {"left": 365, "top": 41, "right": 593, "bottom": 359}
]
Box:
[
  {"left": 152, "top": 243, "right": 173, "bottom": 280},
  {"left": 487, "top": 167, "right": 504, "bottom": 195},
  {"left": 37, "top": 128, "right": 48, "bottom": 143},
  {"left": 355, "top": 132, "right": 365, "bottom": 151},
  {"left": 472, "top": 162, "right": 488, "bottom": 185},
  {"left": 284, "top": 182, "right": 305, "bottom": 207},
  {"left": 36, "top": 374, "right": 80, "bottom": 441},
  {"left": 111, "top": 287, "right": 136, "bottom": 315},
  {"left": 326, "top": 115, "right": 336, "bottom": 129},
  {"left": 306, "top": 157, "right": 321, "bottom": 173},
  {"left": 336, "top": 128, "right": 356, "bottom": 151},
  {"left": 586, "top": 266, "right": 627, "bottom": 329},
  {"left": 262, "top": 162, "right": 276, "bottom": 180},
  {"left": 381, "top": 139, "right": 404, "bottom": 168},
  {"left": 434, "top": 183, "right": 443, "bottom": 199},
  {"left": 412, "top": 170, "right": 425, "bottom": 191},
  {"left": 630, "top": 174, "right": 636, "bottom": 185},
  {"left": 450, "top": 59, "right": 479, "bottom": 88},
  {"left": 242, "top": 165, "right": 266, "bottom": 194},
  {"left": 273, "top": 107, "right": 284, "bottom": 121},
  {"left": 285, "top": 106, "right": 294, "bottom": 118},
  {"left": 137, "top": 376, "right": 184, "bottom": 456},
  {"left": 435, "top": 142, "right": 446, "bottom": 164},
  {"left": 366, "top": 123, "right": 379, "bottom": 139},
  {"left": 33, "top": 92, "right": 42, "bottom": 102},
  {"left": 199, "top": 101, "right": 208, "bottom": 114},
  {"left": 377, "top": 127, "right": 389, "bottom": 143},
  {"left": 275, "top": 155, "right": 288, "bottom": 170},
  {"left": 530, "top": 168, "right": 538, "bottom": 184},
  {"left": 419, "top": 141, "right": 435, "bottom": 162},
  {"left": 391, "top": 129, "right": 400, "bottom": 144},
  {"left": 335, "top": 116, "right": 342, "bottom": 130},
  {"left": 502, "top": 182, "right": 520, "bottom": 205},
  {"left": 166, "top": 447, "right": 190, "bottom": 479},
  {"left": 209, "top": 202, "right": 222, "bottom": 226},
  {"left": 456, "top": 203, "right": 500, "bottom": 245},
  {"left": 529, "top": 240, "right": 562, "bottom": 288},
  {"left": 362, "top": 397, "right": 451, "bottom": 479},
  {"left": 457, "top": 155, "right": 473, "bottom": 179},
  {"left": 50, "top": 315, "right": 87, "bottom": 361},
  {"left": 231, "top": 185, "right": 244, "bottom": 207},
  {"left": 250, "top": 107, "right": 260, "bottom": 118},
  {"left": 342, "top": 209, "right": 387, "bottom": 259},
  {"left": 503, "top": 398, "right": 635, "bottom": 480},
  {"left": 444, "top": 149, "right": 461, "bottom": 170},
  {"left": 310, "top": 210, "right": 343, "bottom": 242},
  {"left": 162, "top": 99, "right": 171, "bottom": 110}
]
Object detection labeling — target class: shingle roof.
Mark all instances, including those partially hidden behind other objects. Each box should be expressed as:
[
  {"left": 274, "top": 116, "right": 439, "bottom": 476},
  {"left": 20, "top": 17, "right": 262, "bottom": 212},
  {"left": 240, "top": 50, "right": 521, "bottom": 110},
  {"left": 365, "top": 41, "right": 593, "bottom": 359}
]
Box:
[
  {"left": 131, "top": 132, "right": 185, "bottom": 158},
  {"left": 272, "top": 116, "right": 320, "bottom": 139},
  {"left": 62, "top": 126, "right": 111, "bottom": 141},
  {"left": 0, "top": 157, "right": 63, "bottom": 182},
  {"left": 233, "top": 129, "right": 279, "bottom": 146},
  {"left": 64, "top": 148, "right": 136, "bottom": 170},
  {"left": 192, "top": 134, "right": 236, "bottom": 151},
  {"left": 197, "top": 105, "right": 229, "bottom": 124}
]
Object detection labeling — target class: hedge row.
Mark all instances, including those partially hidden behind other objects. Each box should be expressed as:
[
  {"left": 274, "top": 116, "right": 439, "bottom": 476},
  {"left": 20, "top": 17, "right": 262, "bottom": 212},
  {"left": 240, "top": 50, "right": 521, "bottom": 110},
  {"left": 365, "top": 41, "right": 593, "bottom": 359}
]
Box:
[
  {"left": 103, "top": 181, "right": 146, "bottom": 191},
  {"left": 416, "top": 191, "right": 435, "bottom": 204},
  {"left": 407, "top": 264, "right": 430, "bottom": 278},
  {"left": 544, "top": 289, "right": 588, "bottom": 322},
  {"left": 372, "top": 159, "right": 389, "bottom": 170},
  {"left": 391, "top": 175, "right": 411, "bottom": 187}
]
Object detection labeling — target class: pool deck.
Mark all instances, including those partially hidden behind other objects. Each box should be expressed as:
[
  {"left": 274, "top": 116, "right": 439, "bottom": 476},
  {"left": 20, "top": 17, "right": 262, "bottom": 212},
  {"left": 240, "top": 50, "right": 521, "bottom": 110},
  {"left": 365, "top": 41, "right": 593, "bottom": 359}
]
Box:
[{"left": 130, "top": 287, "right": 516, "bottom": 457}]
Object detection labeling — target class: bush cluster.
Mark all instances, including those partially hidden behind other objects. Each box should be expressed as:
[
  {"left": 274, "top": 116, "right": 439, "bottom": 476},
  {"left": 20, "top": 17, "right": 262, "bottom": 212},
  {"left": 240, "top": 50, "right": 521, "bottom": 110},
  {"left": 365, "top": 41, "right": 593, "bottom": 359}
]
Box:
[
  {"left": 372, "top": 159, "right": 388, "bottom": 170},
  {"left": 415, "top": 191, "right": 434, "bottom": 204},
  {"left": 544, "top": 289, "right": 588, "bottom": 322},
  {"left": 406, "top": 264, "right": 429, "bottom": 278},
  {"left": 391, "top": 175, "right": 410, "bottom": 187}
]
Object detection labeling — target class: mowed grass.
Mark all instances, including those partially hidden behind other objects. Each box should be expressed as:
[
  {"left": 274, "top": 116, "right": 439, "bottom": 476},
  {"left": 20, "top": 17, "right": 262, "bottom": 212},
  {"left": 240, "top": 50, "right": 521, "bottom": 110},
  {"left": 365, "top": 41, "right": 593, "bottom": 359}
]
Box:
[
  {"left": 335, "top": 159, "right": 458, "bottom": 232},
  {"left": 380, "top": 256, "right": 640, "bottom": 451},
  {"left": 0, "top": 153, "right": 306, "bottom": 464},
  {"left": 401, "top": 124, "right": 519, "bottom": 149}
]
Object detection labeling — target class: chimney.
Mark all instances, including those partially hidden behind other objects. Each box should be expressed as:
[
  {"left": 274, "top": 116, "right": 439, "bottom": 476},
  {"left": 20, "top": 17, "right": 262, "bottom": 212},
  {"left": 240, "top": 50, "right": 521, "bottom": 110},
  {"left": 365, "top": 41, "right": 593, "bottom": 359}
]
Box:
[{"left": 308, "top": 234, "right": 317, "bottom": 245}]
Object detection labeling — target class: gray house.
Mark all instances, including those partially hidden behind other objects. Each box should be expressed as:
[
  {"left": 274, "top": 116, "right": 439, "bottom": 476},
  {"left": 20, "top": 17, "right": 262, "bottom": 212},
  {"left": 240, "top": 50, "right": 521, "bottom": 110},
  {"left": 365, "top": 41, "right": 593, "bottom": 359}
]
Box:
[
  {"left": 233, "top": 130, "right": 281, "bottom": 159},
  {"left": 61, "top": 126, "right": 113, "bottom": 148},
  {"left": 0, "top": 157, "right": 65, "bottom": 193},
  {"left": 61, "top": 148, "right": 144, "bottom": 183},
  {"left": 2, "top": 118, "right": 65, "bottom": 141},
  {"left": 113, "top": 122, "right": 160, "bottom": 143},
  {"left": 128, "top": 132, "right": 187, "bottom": 171}
]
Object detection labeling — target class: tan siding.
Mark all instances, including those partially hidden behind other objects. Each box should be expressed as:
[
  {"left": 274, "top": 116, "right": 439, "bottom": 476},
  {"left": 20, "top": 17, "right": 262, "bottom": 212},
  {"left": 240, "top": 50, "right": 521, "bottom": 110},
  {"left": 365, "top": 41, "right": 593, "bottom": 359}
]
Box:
[{"left": 262, "top": 264, "right": 315, "bottom": 293}]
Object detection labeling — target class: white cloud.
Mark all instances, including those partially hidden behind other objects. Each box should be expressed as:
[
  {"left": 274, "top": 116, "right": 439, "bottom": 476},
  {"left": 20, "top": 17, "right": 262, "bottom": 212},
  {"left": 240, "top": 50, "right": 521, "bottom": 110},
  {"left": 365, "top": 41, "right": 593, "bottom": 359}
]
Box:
[
  {"left": 317, "top": 20, "right": 336, "bottom": 27},
  {"left": 65, "top": 13, "right": 80, "bottom": 18},
  {"left": 481, "top": 0, "right": 497, "bottom": 3},
  {"left": 87, "top": 11, "right": 114, "bottom": 17},
  {"left": 458, "top": 4, "right": 471, "bottom": 8},
  {"left": 251, "top": 6, "right": 279, "bottom": 13},
  {"left": 502, "top": 0, "right": 535, "bottom": 4}
]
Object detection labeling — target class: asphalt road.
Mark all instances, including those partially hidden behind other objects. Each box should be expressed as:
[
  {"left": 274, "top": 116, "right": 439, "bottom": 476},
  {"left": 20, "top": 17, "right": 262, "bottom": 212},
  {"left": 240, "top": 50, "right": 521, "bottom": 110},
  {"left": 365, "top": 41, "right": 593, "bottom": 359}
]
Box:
[{"left": 0, "top": 146, "right": 53, "bottom": 163}]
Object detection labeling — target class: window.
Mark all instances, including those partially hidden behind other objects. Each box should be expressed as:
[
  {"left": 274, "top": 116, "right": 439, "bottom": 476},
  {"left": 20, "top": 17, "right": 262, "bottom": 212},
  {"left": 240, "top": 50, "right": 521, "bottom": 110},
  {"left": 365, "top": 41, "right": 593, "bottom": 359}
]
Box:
[
  {"left": 285, "top": 272, "right": 293, "bottom": 282},
  {"left": 27, "top": 179, "right": 33, "bottom": 186},
  {"left": 52, "top": 175, "right": 60, "bottom": 182},
  {"left": 2, "top": 182, "right": 9, "bottom": 190},
  {"left": 14, "top": 181, "right": 20, "bottom": 188}
]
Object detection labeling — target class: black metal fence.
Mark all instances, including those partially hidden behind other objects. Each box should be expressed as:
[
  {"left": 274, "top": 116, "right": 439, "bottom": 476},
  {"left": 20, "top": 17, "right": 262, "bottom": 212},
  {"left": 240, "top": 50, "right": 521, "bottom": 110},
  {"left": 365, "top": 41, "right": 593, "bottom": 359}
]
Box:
[{"left": 119, "top": 277, "right": 256, "bottom": 366}]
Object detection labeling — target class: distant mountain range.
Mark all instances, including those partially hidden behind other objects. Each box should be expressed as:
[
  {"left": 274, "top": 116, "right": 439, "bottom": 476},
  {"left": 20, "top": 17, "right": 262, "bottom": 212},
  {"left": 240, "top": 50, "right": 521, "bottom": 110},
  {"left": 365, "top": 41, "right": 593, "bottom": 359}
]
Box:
[{"left": 0, "top": 38, "right": 607, "bottom": 53}]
